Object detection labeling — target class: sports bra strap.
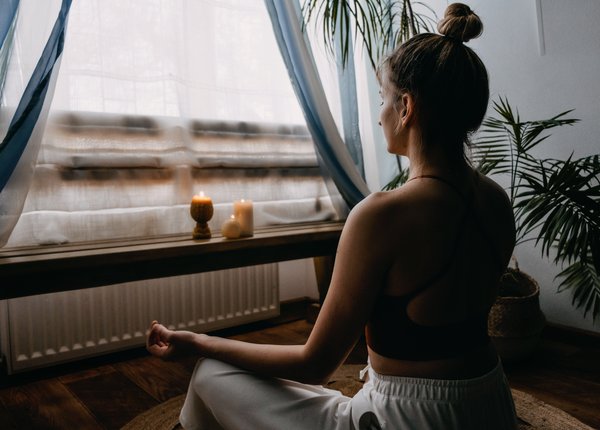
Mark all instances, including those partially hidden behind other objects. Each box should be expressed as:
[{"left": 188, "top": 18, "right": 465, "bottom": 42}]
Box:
[{"left": 409, "top": 174, "right": 505, "bottom": 274}]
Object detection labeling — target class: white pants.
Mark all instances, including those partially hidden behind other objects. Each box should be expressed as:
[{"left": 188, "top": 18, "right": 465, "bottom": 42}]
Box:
[{"left": 179, "top": 358, "right": 518, "bottom": 430}]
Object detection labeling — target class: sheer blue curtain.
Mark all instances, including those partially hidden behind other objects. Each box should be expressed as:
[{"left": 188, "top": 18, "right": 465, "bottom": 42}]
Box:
[
  {"left": 263, "top": 0, "right": 371, "bottom": 214},
  {"left": 0, "top": 0, "right": 72, "bottom": 247},
  {"left": 335, "top": 33, "right": 366, "bottom": 183}
]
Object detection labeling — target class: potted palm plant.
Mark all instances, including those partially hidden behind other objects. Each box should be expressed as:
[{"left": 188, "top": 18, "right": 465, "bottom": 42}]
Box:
[{"left": 473, "top": 97, "right": 600, "bottom": 361}]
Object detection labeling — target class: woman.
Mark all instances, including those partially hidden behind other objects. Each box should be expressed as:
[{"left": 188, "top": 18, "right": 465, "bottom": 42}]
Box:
[{"left": 147, "top": 3, "right": 519, "bottom": 429}]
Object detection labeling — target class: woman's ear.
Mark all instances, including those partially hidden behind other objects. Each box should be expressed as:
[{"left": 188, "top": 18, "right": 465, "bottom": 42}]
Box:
[{"left": 399, "top": 93, "right": 416, "bottom": 127}]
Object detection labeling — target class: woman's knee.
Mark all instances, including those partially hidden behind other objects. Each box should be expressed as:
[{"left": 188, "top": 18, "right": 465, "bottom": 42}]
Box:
[
  {"left": 192, "top": 358, "right": 222, "bottom": 383},
  {"left": 190, "top": 358, "right": 245, "bottom": 396}
]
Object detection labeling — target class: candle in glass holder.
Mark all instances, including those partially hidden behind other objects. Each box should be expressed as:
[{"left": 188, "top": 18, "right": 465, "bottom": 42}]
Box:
[
  {"left": 190, "top": 191, "right": 213, "bottom": 239},
  {"left": 221, "top": 215, "right": 242, "bottom": 239},
  {"left": 233, "top": 199, "right": 253, "bottom": 237}
]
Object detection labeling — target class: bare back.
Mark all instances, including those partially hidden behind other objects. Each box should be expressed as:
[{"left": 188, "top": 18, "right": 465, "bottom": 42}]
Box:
[{"left": 368, "top": 172, "right": 515, "bottom": 379}]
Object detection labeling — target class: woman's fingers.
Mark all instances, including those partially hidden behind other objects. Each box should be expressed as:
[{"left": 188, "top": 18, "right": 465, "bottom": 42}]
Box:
[
  {"left": 147, "top": 321, "right": 171, "bottom": 352},
  {"left": 153, "top": 323, "right": 172, "bottom": 342},
  {"left": 147, "top": 321, "right": 202, "bottom": 362}
]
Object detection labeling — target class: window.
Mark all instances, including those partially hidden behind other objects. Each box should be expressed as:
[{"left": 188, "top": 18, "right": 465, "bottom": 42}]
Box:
[{"left": 6, "top": 0, "right": 337, "bottom": 247}]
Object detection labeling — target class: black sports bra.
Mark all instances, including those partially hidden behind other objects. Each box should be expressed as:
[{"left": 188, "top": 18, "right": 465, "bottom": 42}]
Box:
[{"left": 365, "top": 175, "right": 505, "bottom": 361}]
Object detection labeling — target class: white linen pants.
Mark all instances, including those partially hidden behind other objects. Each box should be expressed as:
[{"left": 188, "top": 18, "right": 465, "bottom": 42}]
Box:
[{"left": 179, "top": 358, "right": 518, "bottom": 430}]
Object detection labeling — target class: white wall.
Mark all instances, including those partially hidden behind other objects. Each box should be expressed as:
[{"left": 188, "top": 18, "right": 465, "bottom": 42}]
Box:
[
  {"left": 423, "top": 0, "right": 600, "bottom": 331},
  {"left": 278, "top": 259, "right": 320, "bottom": 302}
]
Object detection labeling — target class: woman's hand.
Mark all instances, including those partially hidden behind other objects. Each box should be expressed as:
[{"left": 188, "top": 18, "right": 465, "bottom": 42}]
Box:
[{"left": 146, "top": 320, "right": 203, "bottom": 362}]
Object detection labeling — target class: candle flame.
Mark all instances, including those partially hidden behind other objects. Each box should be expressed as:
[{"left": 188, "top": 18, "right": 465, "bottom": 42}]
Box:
[
  {"left": 231, "top": 215, "right": 235, "bottom": 220},
  {"left": 200, "top": 191, "right": 204, "bottom": 198},
  {"left": 241, "top": 199, "right": 244, "bottom": 203}
]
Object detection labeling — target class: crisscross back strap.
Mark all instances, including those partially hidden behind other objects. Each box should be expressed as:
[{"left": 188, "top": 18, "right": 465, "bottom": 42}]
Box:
[
  {"left": 402, "top": 175, "right": 471, "bottom": 299},
  {"left": 402, "top": 174, "right": 505, "bottom": 299}
]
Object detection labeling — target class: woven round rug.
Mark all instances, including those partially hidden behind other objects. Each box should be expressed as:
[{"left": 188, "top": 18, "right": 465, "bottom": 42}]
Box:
[{"left": 121, "top": 364, "right": 593, "bottom": 430}]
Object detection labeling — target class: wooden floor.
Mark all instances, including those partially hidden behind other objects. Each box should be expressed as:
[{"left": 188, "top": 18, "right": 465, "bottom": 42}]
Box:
[{"left": 0, "top": 310, "right": 598, "bottom": 430}]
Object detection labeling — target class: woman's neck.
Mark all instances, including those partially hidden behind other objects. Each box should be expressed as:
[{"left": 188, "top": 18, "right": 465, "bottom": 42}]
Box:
[{"left": 405, "top": 143, "right": 471, "bottom": 182}]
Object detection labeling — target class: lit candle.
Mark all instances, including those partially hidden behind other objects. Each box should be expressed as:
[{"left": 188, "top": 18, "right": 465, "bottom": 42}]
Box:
[
  {"left": 190, "top": 191, "right": 214, "bottom": 239},
  {"left": 221, "top": 215, "right": 242, "bottom": 239},
  {"left": 233, "top": 199, "right": 253, "bottom": 237}
]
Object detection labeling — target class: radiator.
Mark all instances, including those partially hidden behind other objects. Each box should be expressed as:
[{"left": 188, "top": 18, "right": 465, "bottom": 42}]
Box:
[{"left": 1, "top": 264, "right": 279, "bottom": 373}]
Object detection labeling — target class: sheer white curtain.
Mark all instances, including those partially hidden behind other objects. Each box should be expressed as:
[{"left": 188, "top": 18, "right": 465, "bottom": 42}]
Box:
[
  {"left": 6, "top": 0, "right": 338, "bottom": 247},
  {"left": 0, "top": 0, "right": 71, "bottom": 247},
  {"left": 50, "top": 0, "right": 305, "bottom": 122}
]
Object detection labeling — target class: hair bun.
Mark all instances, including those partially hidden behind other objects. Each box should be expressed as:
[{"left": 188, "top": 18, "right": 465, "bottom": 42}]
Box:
[{"left": 437, "top": 3, "right": 483, "bottom": 43}]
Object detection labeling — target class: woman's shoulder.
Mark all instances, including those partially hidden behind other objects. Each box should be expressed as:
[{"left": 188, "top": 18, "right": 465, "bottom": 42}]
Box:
[
  {"left": 474, "top": 173, "right": 516, "bottom": 240},
  {"left": 346, "top": 171, "right": 512, "bottom": 226},
  {"left": 339, "top": 190, "right": 419, "bottom": 264},
  {"left": 345, "top": 191, "right": 396, "bottom": 231},
  {"left": 345, "top": 184, "right": 443, "bottom": 238},
  {"left": 474, "top": 174, "right": 514, "bottom": 222},
  {"left": 477, "top": 173, "right": 511, "bottom": 202},
  {"left": 349, "top": 186, "right": 424, "bottom": 219}
]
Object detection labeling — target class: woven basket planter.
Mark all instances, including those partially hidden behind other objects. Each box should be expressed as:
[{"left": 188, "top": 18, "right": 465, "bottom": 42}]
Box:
[{"left": 488, "top": 261, "right": 546, "bottom": 364}]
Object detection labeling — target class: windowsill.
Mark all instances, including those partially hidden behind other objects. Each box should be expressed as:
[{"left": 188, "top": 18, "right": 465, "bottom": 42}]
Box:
[{"left": 0, "top": 220, "right": 344, "bottom": 300}]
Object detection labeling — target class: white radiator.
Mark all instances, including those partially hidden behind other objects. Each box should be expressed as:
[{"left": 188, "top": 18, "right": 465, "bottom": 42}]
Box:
[{"left": 1, "top": 264, "right": 279, "bottom": 373}]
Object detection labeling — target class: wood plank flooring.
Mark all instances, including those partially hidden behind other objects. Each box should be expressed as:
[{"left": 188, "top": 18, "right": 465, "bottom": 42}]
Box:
[
  {"left": 0, "top": 314, "right": 598, "bottom": 429},
  {"left": 503, "top": 337, "right": 600, "bottom": 428}
]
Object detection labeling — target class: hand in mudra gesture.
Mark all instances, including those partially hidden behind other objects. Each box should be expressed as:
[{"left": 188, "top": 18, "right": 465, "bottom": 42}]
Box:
[{"left": 146, "top": 320, "right": 203, "bottom": 362}]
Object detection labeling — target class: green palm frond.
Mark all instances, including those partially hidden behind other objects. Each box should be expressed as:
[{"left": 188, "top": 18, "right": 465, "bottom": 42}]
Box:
[
  {"left": 514, "top": 157, "right": 600, "bottom": 264},
  {"left": 473, "top": 96, "right": 580, "bottom": 203},
  {"left": 302, "top": 0, "right": 436, "bottom": 71},
  {"left": 556, "top": 257, "right": 600, "bottom": 324},
  {"left": 384, "top": 1, "right": 437, "bottom": 54},
  {"left": 382, "top": 164, "right": 409, "bottom": 190}
]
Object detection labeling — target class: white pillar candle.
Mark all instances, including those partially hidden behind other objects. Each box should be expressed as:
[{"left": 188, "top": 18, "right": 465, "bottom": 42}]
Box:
[
  {"left": 221, "top": 215, "right": 242, "bottom": 239},
  {"left": 233, "top": 199, "right": 253, "bottom": 237}
]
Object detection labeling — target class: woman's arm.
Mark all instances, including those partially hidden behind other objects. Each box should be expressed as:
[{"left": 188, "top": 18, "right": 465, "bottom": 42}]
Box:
[{"left": 147, "top": 192, "right": 398, "bottom": 385}]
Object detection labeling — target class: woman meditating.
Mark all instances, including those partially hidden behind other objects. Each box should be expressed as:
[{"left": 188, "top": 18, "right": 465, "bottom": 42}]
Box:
[{"left": 147, "top": 3, "right": 519, "bottom": 429}]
